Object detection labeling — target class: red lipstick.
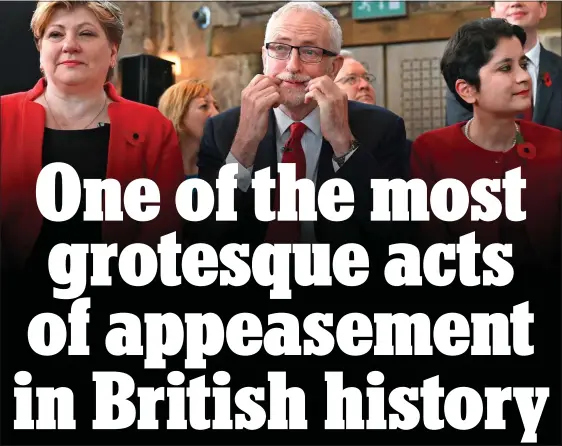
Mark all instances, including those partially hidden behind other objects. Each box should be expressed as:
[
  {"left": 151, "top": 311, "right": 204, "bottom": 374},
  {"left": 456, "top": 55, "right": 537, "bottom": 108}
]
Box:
[{"left": 509, "top": 11, "right": 526, "bottom": 19}]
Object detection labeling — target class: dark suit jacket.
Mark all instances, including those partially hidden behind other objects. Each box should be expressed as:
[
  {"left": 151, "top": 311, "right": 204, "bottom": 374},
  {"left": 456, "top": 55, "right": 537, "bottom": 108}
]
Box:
[
  {"left": 445, "top": 45, "right": 562, "bottom": 131},
  {"left": 0, "top": 79, "right": 185, "bottom": 270},
  {"left": 195, "top": 101, "right": 410, "bottom": 258}
]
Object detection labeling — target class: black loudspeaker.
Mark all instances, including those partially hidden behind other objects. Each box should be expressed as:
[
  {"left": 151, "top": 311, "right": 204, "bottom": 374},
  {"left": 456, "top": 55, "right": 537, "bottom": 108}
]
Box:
[
  {"left": 119, "top": 54, "right": 175, "bottom": 107},
  {"left": 0, "top": 2, "right": 41, "bottom": 95}
]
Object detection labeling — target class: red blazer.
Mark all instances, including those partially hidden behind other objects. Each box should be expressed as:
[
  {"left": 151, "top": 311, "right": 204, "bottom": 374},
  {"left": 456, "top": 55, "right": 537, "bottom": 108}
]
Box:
[
  {"left": 1, "top": 79, "right": 185, "bottom": 269},
  {"left": 411, "top": 120, "right": 562, "bottom": 267}
]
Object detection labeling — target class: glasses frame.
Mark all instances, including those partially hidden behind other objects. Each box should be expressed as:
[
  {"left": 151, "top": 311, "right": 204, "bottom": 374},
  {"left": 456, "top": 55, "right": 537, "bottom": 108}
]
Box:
[
  {"left": 336, "top": 73, "right": 377, "bottom": 86},
  {"left": 265, "top": 42, "right": 338, "bottom": 64}
]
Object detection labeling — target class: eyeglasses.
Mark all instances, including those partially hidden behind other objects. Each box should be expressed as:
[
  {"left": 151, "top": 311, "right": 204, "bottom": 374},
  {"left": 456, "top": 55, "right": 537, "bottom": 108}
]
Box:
[
  {"left": 265, "top": 42, "right": 338, "bottom": 64},
  {"left": 336, "top": 73, "right": 376, "bottom": 86}
]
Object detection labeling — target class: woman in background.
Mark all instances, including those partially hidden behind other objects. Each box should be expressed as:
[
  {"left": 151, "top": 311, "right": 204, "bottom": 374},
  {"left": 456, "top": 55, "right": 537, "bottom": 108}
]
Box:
[
  {"left": 411, "top": 18, "right": 561, "bottom": 275},
  {"left": 158, "top": 79, "right": 220, "bottom": 178}
]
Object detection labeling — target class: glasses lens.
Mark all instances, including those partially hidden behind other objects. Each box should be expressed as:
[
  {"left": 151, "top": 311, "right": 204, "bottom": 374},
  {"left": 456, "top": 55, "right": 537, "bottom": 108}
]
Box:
[
  {"left": 299, "top": 47, "right": 323, "bottom": 63},
  {"left": 268, "top": 43, "right": 291, "bottom": 59}
]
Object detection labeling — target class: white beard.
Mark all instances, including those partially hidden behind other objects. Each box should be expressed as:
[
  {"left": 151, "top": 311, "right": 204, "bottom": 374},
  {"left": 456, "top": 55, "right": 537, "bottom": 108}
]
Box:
[{"left": 280, "top": 86, "right": 306, "bottom": 107}]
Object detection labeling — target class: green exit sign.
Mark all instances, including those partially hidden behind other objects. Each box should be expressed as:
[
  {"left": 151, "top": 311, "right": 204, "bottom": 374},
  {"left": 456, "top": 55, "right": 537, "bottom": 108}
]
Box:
[{"left": 352, "top": 1, "right": 407, "bottom": 20}]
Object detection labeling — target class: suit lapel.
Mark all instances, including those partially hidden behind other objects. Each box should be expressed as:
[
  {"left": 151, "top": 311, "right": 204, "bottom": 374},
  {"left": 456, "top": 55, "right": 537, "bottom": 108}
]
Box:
[
  {"left": 18, "top": 97, "right": 46, "bottom": 256},
  {"left": 534, "top": 46, "right": 559, "bottom": 124},
  {"left": 317, "top": 139, "right": 334, "bottom": 188},
  {"left": 317, "top": 101, "right": 359, "bottom": 187},
  {"left": 250, "top": 109, "right": 279, "bottom": 223},
  {"left": 106, "top": 102, "right": 146, "bottom": 183},
  {"left": 21, "top": 80, "right": 47, "bottom": 185},
  {"left": 252, "top": 109, "right": 278, "bottom": 181},
  {"left": 20, "top": 100, "right": 45, "bottom": 179}
]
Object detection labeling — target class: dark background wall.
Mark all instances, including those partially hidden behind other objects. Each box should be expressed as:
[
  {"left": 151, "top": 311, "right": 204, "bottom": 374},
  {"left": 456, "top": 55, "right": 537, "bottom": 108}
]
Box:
[{"left": 0, "top": 2, "right": 41, "bottom": 96}]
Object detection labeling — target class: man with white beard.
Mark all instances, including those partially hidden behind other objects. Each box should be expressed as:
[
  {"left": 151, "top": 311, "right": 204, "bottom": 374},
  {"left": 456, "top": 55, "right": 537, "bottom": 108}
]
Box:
[{"left": 195, "top": 1, "right": 409, "bottom": 250}]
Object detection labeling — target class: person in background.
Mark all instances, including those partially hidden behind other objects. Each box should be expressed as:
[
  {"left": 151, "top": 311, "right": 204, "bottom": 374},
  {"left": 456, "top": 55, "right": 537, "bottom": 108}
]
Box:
[
  {"left": 0, "top": 0, "right": 184, "bottom": 273},
  {"left": 445, "top": 1, "right": 562, "bottom": 131},
  {"left": 412, "top": 18, "right": 561, "bottom": 275},
  {"left": 158, "top": 79, "right": 220, "bottom": 178},
  {"left": 334, "top": 50, "right": 376, "bottom": 105}
]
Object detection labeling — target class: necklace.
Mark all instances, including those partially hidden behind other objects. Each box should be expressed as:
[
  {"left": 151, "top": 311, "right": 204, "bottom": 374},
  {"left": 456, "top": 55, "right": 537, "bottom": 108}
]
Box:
[
  {"left": 463, "top": 118, "right": 519, "bottom": 151},
  {"left": 44, "top": 92, "right": 107, "bottom": 130}
]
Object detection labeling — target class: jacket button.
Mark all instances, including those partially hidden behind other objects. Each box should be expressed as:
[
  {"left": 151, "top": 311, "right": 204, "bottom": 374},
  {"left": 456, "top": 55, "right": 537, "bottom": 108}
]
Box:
[{"left": 133, "top": 133, "right": 139, "bottom": 139}]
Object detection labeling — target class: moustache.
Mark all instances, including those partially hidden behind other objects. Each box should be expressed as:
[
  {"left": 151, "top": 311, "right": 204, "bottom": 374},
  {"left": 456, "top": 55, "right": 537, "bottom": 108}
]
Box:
[{"left": 276, "top": 74, "right": 311, "bottom": 83}]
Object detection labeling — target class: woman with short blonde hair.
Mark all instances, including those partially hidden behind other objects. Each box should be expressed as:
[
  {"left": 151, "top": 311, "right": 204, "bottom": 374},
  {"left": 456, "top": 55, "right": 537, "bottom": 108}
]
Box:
[{"left": 159, "top": 79, "right": 219, "bottom": 177}]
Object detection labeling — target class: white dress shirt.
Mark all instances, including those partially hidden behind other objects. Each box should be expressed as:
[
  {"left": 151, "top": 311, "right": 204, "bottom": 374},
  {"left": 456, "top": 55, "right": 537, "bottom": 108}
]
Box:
[
  {"left": 224, "top": 106, "right": 355, "bottom": 242},
  {"left": 526, "top": 40, "right": 541, "bottom": 107}
]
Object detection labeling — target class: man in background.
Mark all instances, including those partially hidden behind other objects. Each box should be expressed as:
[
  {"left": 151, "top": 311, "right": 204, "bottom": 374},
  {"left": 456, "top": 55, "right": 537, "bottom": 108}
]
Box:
[
  {"left": 334, "top": 50, "right": 377, "bottom": 105},
  {"left": 445, "top": 1, "right": 562, "bottom": 131}
]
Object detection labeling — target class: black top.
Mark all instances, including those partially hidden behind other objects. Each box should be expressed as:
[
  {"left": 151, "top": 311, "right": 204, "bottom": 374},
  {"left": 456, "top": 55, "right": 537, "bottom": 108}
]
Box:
[{"left": 25, "top": 125, "right": 110, "bottom": 276}]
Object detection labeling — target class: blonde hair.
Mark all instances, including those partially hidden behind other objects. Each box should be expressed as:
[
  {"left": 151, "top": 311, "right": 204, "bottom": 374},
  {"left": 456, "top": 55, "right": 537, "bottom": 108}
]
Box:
[
  {"left": 31, "top": 1, "right": 124, "bottom": 80},
  {"left": 158, "top": 79, "right": 214, "bottom": 137}
]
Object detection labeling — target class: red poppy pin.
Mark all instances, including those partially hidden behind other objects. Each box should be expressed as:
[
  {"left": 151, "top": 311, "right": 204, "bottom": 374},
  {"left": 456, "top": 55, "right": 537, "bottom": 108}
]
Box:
[
  {"left": 541, "top": 72, "right": 552, "bottom": 88},
  {"left": 515, "top": 131, "right": 536, "bottom": 161}
]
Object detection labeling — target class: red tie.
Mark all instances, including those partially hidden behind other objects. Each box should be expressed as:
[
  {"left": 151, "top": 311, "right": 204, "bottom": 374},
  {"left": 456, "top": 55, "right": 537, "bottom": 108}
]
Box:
[{"left": 265, "top": 122, "right": 307, "bottom": 243}]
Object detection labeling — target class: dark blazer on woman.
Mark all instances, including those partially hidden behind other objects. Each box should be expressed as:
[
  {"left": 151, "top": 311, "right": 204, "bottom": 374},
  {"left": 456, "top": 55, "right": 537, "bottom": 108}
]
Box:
[{"left": 1, "top": 79, "right": 185, "bottom": 270}]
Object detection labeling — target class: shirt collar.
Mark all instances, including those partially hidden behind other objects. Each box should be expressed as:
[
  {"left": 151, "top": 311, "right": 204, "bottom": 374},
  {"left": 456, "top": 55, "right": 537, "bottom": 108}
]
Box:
[
  {"left": 273, "top": 106, "right": 321, "bottom": 138},
  {"left": 526, "top": 40, "right": 541, "bottom": 67}
]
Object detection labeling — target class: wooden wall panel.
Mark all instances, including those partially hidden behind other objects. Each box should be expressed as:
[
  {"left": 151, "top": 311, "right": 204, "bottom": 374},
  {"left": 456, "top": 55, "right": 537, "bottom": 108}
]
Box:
[{"left": 211, "top": 2, "right": 561, "bottom": 56}]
